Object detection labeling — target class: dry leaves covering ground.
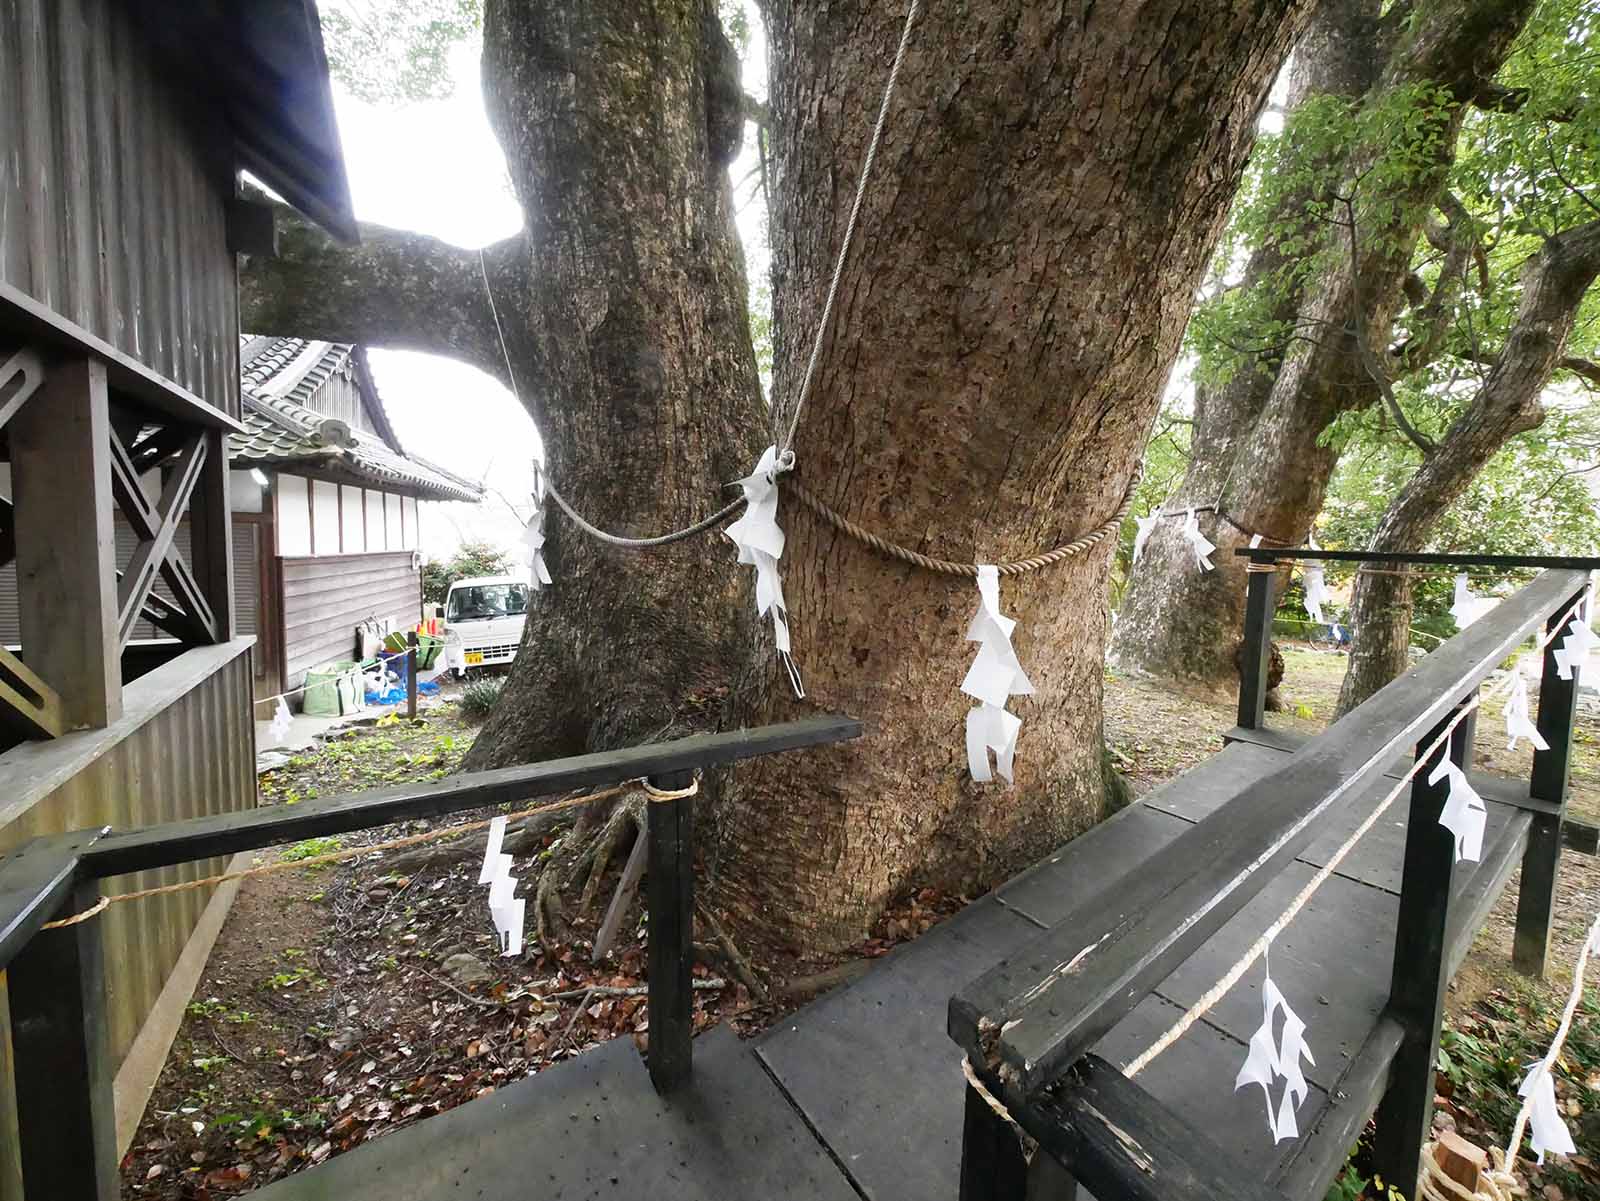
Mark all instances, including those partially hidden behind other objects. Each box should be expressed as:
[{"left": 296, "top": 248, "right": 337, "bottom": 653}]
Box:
[{"left": 119, "top": 702, "right": 960, "bottom": 1199}]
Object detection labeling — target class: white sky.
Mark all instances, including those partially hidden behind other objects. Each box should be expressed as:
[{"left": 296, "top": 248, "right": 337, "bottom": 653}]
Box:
[{"left": 326, "top": 17, "right": 773, "bottom": 563}]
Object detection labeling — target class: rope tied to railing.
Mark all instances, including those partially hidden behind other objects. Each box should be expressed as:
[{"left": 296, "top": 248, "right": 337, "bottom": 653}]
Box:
[{"left": 37, "top": 777, "right": 694, "bottom": 929}]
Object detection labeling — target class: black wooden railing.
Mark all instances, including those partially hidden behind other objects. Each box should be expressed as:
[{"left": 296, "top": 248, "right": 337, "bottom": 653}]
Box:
[
  {"left": 952, "top": 556, "right": 1596, "bottom": 1201},
  {"left": 0, "top": 715, "right": 862, "bottom": 1201}
]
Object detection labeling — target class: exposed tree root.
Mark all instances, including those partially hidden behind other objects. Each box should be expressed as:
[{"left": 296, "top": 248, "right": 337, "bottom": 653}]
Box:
[
  {"left": 530, "top": 790, "right": 646, "bottom": 954},
  {"left": 696, "top": 900, "right": 769, "bottom": 1003}
]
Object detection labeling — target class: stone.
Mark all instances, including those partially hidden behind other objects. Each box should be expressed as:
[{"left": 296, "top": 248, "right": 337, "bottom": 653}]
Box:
[{"left": 442, "top": 952, "right": 493, "bottom": 987}]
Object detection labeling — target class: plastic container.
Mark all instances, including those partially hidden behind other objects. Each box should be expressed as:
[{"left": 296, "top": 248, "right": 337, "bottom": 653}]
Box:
[
  {"left": 417, "top": 634, "right": 442, "bottom": 669},
  {"left": 303, "top": 660, "right": 361, "bottom": 716}
]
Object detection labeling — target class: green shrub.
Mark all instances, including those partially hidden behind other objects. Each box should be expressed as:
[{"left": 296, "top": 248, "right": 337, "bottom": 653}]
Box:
[{"left": 460, "top": 679, "right": 505, "bottom": 721}]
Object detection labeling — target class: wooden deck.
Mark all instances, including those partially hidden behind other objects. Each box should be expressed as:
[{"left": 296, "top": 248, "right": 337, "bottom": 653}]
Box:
[{"left": 253, "top": 732, "right": 1533, "bottom": 1201}]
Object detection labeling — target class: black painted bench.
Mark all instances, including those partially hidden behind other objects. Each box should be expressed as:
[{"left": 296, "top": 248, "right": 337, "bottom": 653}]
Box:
[{"left": 949, "top": 558, "right": 1595, "bottom": 1201}]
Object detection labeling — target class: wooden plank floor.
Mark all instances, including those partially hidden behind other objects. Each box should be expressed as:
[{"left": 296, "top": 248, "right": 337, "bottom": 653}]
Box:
[
  {"left": 248, "top": 737, "right": 1530, "bottom": 1201},
  {"left": 758, "top": 737, "right": 1530, "bottom": 1200}
]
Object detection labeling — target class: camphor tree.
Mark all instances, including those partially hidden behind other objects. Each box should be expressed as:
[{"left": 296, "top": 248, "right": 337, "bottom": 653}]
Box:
[
  {"left": 1111, "top": 0, "right": 1599, "bottom": 698},
  {"left": 245, "top": 0, "right": 1312, "bottom": 952}
]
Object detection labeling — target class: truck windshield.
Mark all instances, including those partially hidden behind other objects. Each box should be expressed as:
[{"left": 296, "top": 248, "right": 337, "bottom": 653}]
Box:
[{"left": 447, "top": 583, "right": 529, "bottom": 622}]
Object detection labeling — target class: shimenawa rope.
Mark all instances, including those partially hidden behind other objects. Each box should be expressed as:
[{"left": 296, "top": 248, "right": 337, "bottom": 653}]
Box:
[{"left": 41, "top": 776, "right": 700, "bottom": 929}]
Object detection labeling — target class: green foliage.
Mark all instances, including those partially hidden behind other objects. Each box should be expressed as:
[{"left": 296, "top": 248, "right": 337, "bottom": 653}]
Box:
[
  {"left": 280, "top": 836, "right": 344, "bottom": 863},
  {"left": 422, "top": 541, "right": 515, "bottom": 605},
  {"left": 320, "top": 0, "right": 481, "bottom": 104},
  {"left": 460, "top": 678, "right": 505, "bottom": 721}
]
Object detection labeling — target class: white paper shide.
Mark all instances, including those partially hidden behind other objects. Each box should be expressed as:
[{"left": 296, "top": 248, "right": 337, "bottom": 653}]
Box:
[
  {"left": 1301, "top": 532, "right": 1331, "bottom": 625},
  {"left": 1553, "top": 600, "right": 1596, "bottom": 681},
  {"left": 1131, "top": 511, "right": 1159, "bottom": 564},
  {"left": 1503, "top": 666, "right": 1549, "bottom": 752},
  {"left": 1516, "top": 1065, "right": 1577, "bottom": 1164},
  {"left": 525, "top": 460, "right": 552, "bottom": 590},
  {"left": 269, "top": 696, "right": 293, "bottom": 746},
  {"left": 961, "top": 566, "right": 1034, "bottom": 784},
  {"left": 1234, "top": 961, "right": 1316, "bottom": 1144},
  {"left": 1450, "top": 574, "right": 1494, "bottom": 630},
  {"left": 478, "top": 815, "right": 524, "bottom": 957},
  {"left": 726, "top": 446, "right": 800, "bottom": 692},
  {"left": 1180, "top": 506, "right": 1215, "bottom": 572},
  {"left": 1431, "top": 757, "right": 1487, "bottom": 864}
]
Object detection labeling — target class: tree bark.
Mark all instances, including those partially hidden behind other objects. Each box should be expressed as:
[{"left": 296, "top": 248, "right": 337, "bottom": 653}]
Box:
[
  {"left": 710, "top": 0, "right": 1311, "bottom": 949},
  {"left": 1111, "top": 0, "right": 1537, "bottom": 693},
  {"left": 1335, "top": 217, "right": 1600, "bottom": 714},
  {"left": 244, "top": 1, "right": 768, "bottom": 762},
  {"left": 245, "top": 0, "right": 1311, "bottom": 952}
]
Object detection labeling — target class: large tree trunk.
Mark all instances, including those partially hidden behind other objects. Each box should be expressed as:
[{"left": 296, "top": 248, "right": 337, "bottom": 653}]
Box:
[
  {"left": 1335, "top": 217, "right": 1600, "bottom": 714},
  {"left": 709, "top": 0, "right": 1311, "bottom": 950},
  {"left": 246, "top": 0, "right": 768, "bottom": 761},
  {"left": 247, "top": 0, "right": 1311, "bottom": 952},
  {"left": 1111, "top": 0, "right": 1537, "bottom": 693}
]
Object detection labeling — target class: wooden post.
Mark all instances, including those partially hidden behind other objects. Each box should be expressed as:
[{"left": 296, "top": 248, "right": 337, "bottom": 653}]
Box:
[
  {"left": 186, "top": 426, "right": 235, "bottom": 642},
  {"left": 1236, "top": 560, "right": 1277, "bottom": 730},
  {"left": 9, "top": 359, "right": 121, "bottom": 728},
  {"left": 646, "top": 769, "right": 694, "bottom": 1093},
  {"left": 1372, "top": 701, "right": 1470, "bottom": 1193},
  {"left": 7, "top": 880, "right": 118, "bottom": 1201},
  {"left": 1513, "top": 593, "right": 1583, "bottom": 976},
  {"left": 959, "top": 1083, "right": 1029, "bottom": 1201},
  {"left": 406, "top": 631, "right": 418, "bottom": 720}
]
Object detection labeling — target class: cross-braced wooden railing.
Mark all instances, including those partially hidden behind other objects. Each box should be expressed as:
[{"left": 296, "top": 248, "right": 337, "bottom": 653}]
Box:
[{"left": 0, "top": 340, "right": 235, "bottom": 743}]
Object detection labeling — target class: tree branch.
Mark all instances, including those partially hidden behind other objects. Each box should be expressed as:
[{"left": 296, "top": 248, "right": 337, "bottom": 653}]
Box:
[
  {"left": 1339, "top": 197, "right": 1436, "bottom": 455},
  {"left": 1470, "top": 79, "right": 1578, "bottom": 121},
  {"left": 742, "top": 92, "right": 769, "bottom": 126},
  {"left": 1559, "top": 355, "right": 1600, "bottom": 387},
  {"left": 240, "top": 203, "right": 529, "bottom": 389}
]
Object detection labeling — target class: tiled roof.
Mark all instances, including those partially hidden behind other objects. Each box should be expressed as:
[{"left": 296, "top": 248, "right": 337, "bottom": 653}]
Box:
[{"left": 231, "top": 336, "right": 482, "bottom": 504}]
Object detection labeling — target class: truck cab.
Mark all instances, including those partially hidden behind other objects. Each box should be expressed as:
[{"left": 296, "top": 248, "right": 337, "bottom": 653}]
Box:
[{"left": 442, "top": 575, "right": 529, "bottom": 677}]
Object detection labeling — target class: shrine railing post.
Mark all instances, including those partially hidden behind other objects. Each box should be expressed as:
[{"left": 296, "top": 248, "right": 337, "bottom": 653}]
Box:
[
  {"left": 1513, "top": 587, "right": 1585, "bottom": 976},
  {"left": 1371, "top": 698, "right": 1472, "bottom": 1192},
  {"left": 1237, "top": 557, "right": 1277, "bottom": 730},
  {"left": 646, "top": 769, "right": 695, "bottom": 1094}
]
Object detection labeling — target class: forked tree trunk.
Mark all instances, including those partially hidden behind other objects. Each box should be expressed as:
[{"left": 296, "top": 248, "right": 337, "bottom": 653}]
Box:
[
  {"left": 711, "top": 0, "right": 1310, "bottom": 950},
  {"left": 1335, "top": 218, "right": 1600, "bottom": 714},
  {"left": 248, "top": 0, "right": 1310, "bottom": 951},
  {"left": 1111, "top": 0, "right": 1537, "bottom": 693}
]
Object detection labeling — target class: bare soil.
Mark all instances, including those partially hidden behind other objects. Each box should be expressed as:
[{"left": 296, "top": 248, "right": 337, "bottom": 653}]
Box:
[{"left": 120, "top": 702, "right": 960, "bottom": 1199}]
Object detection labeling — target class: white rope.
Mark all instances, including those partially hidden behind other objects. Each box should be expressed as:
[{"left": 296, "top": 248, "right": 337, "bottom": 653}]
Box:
[
  {"left": 1503, "top": 905, "right": 1600, "bottom": 1166},
  {"left": 1125, "top": 589, "right": 1591, "bottom": 1078},
  {"left": 776, "top": 0, "right": 922, "bottom": 456}
]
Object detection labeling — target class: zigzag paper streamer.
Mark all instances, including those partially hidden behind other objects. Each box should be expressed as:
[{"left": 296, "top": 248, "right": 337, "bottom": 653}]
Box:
[
  {"left": 960, "top": 566, "right": 1034, "bottom": 784},
  {"left": 525, "top": 461, "right": 552, "bottom": 590},
  {"left": 726, "top": 446, "right": 803, "bottom": 696}
]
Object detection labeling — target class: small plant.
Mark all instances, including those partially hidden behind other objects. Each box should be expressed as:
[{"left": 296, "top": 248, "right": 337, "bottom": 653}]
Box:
[
  {"left": 280, "top": 836, "right": 343, "bottom": 862},
  {"left": 460, "top": 678, "right": 505, "bottom": 721}
]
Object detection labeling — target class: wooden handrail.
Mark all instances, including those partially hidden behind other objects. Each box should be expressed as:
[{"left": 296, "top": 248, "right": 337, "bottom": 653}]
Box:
[{"left": 950, "top": 568, "right": 1587, "bottom": 1093}]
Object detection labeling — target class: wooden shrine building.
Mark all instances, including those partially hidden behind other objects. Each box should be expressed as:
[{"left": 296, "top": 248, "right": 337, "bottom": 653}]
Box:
[{"left": 0, "top": 0, "right": 356, "bottom": 1174}]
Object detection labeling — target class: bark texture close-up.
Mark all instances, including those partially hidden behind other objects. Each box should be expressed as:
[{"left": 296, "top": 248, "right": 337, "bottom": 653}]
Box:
[
  {"left": 1111, "top": 0, "right": 1539, "bottom": 695},
  {"left": 712, "top": 0, "right": 1311, "bottom": 948}
]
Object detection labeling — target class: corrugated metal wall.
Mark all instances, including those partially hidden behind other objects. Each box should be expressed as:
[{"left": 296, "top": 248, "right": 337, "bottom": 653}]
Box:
[
  {"left": 0, "top": 643, "right": 255, "bottom": 1064},
  {"left": 0, "top": 0, "right": 239, "bottom": 416},
  {"left": 282, "top": 553, "right": 419, "bottom": 684}
]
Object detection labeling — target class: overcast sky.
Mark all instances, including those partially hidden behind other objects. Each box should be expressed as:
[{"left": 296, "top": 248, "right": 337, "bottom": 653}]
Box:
[{"left": 326, "top": 19, "right": 772, "bottom": 563}]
